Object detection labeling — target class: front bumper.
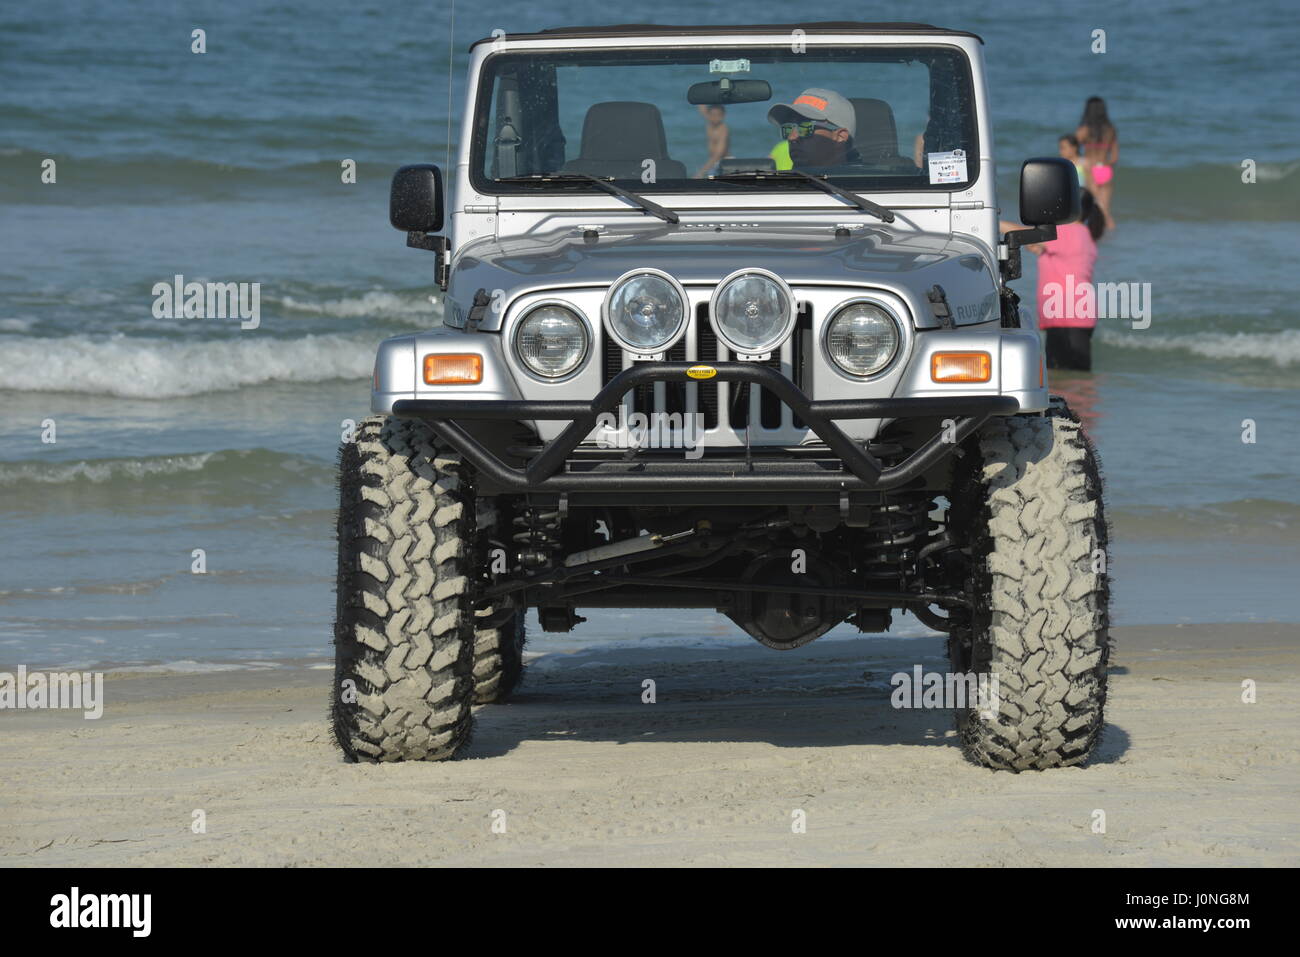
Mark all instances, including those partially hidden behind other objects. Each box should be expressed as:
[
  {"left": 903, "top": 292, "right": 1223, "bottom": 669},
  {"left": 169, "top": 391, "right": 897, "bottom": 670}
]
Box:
[{"left": 392, "top": 361, "right": 1019, "bottom": 494}]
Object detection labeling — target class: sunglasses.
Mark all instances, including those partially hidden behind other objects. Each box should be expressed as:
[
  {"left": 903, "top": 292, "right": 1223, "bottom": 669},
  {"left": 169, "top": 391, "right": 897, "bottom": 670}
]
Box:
[{"left": 780, "top": 120, "right": 837, "bottom": 138}]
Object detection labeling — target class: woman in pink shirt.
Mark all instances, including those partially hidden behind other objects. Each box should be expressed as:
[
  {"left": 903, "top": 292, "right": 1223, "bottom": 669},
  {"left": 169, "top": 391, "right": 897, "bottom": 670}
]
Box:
[{"left": 1001, "top": 189, "right": 1107, "bottom": 371}]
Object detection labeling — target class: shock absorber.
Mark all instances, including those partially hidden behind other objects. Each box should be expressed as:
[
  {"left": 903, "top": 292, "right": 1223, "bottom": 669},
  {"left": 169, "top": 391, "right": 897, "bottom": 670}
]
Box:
[
  {"left": 857, "top": 494, "right": 935, "bottom": 583},
  {"left": 512, "top": 506, "right": 562, "bottom": 570}
]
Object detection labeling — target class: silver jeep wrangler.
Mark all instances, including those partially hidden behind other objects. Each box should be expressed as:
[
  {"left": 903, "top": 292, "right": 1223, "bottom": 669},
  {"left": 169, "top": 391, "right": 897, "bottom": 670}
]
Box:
[{"left": 333, "top": 21, "right": 1109, "bottom": 771}]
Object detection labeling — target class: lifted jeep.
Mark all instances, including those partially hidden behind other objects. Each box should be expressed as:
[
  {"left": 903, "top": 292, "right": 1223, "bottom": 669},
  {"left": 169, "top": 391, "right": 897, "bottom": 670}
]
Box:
[{"left": 332, "top": 21, "right": 1109, "bottom": 771}]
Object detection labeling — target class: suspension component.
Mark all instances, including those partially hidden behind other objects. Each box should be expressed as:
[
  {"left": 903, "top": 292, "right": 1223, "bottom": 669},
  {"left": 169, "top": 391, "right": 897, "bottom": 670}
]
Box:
[
  {"left": 512, "top": 506, "right": 562, "bottom": 569},
  {"left": 858, "top": 494, "right": 934, "bottom": 582},
  {"left": 563, "top": 526, "right": 699, "bottom": 568}
]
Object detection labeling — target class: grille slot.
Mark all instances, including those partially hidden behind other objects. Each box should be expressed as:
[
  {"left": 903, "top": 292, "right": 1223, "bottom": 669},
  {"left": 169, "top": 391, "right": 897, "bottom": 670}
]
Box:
[
  {"left": 792, "top": 302, "right": 811, "bottom": 429},
  {"left": 601, "top": 332, "right": 623, "bottom": 385},
  {"left": 695, "top": 303, "right": 720, "bottom": 429}
]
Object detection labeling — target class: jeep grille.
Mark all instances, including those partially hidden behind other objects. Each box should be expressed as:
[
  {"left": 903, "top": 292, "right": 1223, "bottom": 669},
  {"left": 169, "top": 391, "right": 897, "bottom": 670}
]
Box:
[{"left": 601, "top": 302, "right": 811, "bottom": 435}]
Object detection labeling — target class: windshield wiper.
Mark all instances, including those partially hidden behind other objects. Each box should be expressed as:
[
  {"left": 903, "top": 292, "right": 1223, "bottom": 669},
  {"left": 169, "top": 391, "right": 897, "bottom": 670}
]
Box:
[
  {"left": 711, "top": 169, "right": 895, "bottom": 223},
  {"left": 497, "top": 173, "right": 679, "bottom": 224}
]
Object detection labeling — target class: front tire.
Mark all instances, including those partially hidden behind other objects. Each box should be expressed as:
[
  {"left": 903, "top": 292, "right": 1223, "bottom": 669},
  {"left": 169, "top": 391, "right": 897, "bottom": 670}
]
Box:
[
  {"left": 948, "top": 397, "right": 1111, "bottom": 771},
  {"left": 332, "top": 415, "right": 476, "bottom": 762}
]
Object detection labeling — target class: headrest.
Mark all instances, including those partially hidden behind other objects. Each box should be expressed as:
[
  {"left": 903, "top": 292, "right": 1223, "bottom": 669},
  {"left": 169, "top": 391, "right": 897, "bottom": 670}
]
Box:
[
  {"left": 579, "top": 101, "right": 672, "bottom": 161},
  {"left": 849, "top": 98, "right": 900, "bottom": 160}
]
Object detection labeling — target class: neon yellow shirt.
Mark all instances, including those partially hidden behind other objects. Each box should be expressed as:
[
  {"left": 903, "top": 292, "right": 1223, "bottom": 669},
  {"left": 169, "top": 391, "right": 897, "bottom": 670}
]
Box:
[{"left": 769, "top": 140, "right": 793, "bottom": 170}]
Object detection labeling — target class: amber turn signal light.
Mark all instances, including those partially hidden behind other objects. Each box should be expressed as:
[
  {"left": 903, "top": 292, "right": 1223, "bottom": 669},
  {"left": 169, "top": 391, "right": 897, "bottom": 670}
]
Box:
[
  {"left": 424, "top": 353, "right": 483, "bottom": 385},
  {"left": 931, "top": 351, "right": 991, "bottom": 383}
]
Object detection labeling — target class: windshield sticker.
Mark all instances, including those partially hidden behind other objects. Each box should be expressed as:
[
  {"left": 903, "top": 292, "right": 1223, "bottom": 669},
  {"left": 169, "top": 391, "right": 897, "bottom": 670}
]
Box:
[
  {"left": 927, "top": 149, "right": 968, "bottom": 185},
  {"left": 709, "top": 58, "right": 750, "bottom": 74}
]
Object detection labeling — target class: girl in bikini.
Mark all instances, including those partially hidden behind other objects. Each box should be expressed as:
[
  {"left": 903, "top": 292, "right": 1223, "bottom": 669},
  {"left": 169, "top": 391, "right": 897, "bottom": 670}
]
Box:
[{"left": 1075, "top": 96, "right": 1119, "bottom": 230}]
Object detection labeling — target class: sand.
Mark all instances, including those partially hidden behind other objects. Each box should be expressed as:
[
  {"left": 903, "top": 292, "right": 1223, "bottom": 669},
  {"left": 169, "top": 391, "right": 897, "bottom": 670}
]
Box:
[{"left": 1, "top": 623, "right": 1296, "bottom": 867}]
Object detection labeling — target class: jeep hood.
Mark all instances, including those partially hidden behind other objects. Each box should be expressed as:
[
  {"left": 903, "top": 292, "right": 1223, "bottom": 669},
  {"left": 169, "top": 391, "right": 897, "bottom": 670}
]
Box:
[{"left": 446, "top": 223, "right": 1001, "bottom": 331}]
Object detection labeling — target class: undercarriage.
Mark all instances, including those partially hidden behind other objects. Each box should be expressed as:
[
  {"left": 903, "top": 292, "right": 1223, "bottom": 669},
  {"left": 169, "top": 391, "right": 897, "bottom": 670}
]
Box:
[
  {"left": 391, "top": 359, "right": 992, "bottom": 648},
  {"left": 484, "top": 490, "right": 962, "bottom": 648}
]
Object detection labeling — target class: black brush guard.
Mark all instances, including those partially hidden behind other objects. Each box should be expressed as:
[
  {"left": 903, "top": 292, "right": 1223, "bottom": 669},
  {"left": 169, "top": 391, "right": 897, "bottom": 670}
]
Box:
[{"left": 391, "top": 361, "right": 1017, "bottom": 493}]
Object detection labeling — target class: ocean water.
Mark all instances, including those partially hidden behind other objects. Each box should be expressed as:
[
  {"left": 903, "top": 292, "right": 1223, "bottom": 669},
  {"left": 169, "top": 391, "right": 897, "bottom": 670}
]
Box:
[{"left": 1, "top": 0, "right": 1298, "bottom": 669}]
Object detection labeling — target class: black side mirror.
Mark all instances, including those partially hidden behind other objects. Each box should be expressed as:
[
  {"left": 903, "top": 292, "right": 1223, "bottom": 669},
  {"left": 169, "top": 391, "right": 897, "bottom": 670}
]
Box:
[
  {"left": 1018, "top": 157, "right": 1081, "bottom": 226},
  {"left": 390, "top": 164, "right": 444, "bottom": 233},
  {"left": 1001, "top": 158, "right": 1083, "bottom": 283}
]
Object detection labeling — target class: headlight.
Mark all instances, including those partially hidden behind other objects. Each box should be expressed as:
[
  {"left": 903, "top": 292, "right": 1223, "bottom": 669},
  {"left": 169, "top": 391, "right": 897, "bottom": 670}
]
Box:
[
  {"left": 514, "top": 303, "right": 589, "bottom": 378},
  {"left": 603, "top": 269, "right": 688, "bottom": 355},
  {"left": 825, "top": 300, "right": 902, "bottom": 377},
  {"left": 709, "top": 268, "right": 796, "bottom": 357}
]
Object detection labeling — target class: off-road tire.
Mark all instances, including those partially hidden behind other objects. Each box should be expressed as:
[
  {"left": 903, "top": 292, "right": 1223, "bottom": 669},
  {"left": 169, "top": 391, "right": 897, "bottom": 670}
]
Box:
[
  {"left": 472, "top": 605, "right": 526, "bottom": 703},
  {"left": 471, "top": 497, "right": 527, "bottom": 704},
  {"left": 332, "top": 415, "right": 476, "bottom": 762},
  {"left": 947, "top": 396, "right": 1110, "bottom": 771}
]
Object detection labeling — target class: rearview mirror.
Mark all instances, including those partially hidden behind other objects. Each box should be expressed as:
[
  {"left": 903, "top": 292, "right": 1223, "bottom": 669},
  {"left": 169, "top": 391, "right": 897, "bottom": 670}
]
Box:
[
  {"left": 688, "top": 79, "right": 772, "bottom": 105},
  {"left": 390, "top": 164, "right": 444, "bottom": 233},
  {"left": 1018, "top": 157, "right": 1080, "bottom": 226}
]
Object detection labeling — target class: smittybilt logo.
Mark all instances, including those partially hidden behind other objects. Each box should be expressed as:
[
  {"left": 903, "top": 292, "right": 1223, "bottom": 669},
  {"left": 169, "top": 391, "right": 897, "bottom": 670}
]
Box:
[{"left": 50, "top": 887, "right": 151, "bottom": 937}]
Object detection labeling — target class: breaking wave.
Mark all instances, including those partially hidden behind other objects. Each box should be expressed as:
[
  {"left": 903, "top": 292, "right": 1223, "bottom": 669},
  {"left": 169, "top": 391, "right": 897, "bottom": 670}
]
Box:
[
  {"left": 1097, "top": 327, "right": 1300, "bottom": 366},
  {"left": 0, "top": 333, "right": 373, "bottom": 397}
]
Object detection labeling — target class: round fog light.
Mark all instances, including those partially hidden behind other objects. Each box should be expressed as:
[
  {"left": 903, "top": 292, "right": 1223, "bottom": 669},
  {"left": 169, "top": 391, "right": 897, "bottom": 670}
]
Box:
[
  {"left": 604, "top": 269, "right": 687, "bottom": 354},
  {"left": 710, "top": 269, "right": 795, "bottom": 356}
]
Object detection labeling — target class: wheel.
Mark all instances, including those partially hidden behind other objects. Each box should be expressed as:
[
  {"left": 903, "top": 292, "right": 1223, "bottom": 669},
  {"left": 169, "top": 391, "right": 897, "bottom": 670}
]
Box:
[
  {"left": 947, "top": 396, "right": 1110, "bottom": 771},
  {"left": 471, "top": 497, "right": 527, "bottom": 704},
  {"left": 472, "top": 605, "right": 526, "bottom": 703},
  {"left": 331, "top": 415, "right": 476, "bottom": 762}
]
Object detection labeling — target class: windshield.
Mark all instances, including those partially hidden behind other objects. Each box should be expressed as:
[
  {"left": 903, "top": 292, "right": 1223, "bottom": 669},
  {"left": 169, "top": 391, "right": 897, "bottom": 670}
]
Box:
[{"left": 472, "top": 45, "right": 977, "bottom": 194}]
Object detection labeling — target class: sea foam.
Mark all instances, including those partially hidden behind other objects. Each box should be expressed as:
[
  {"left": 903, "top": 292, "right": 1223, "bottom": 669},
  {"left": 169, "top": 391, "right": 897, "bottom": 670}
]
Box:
[
  {"left": 0, "top": 333, "right": 372, "bottom": 397},
  {"left": 1099, "top": 328, "right": 1300, "bottom": 366}
]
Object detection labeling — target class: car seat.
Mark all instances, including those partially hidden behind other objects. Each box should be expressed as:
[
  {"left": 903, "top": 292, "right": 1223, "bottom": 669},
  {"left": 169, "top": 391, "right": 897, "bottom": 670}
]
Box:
[
  {"left": 848, "top": 98, "right": 918, "bottom": 171},
  {"left": 562, "top": 101, "right": 688, "bottom": 180}
]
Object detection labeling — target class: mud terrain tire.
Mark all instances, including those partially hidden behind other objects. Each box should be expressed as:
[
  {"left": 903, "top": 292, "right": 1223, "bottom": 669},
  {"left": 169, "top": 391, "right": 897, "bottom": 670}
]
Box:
[
  {"left": 948, "top": 397, "right": 1110, "bottom": 771},
  {"left": 332, "top": 415, "right": 476, "bottom": 762}
]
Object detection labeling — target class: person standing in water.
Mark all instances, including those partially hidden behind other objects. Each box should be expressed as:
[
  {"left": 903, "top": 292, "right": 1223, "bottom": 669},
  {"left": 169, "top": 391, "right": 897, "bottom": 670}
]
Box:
[
  {"left": 1075, "top": 97, "right": 1119, "bottom": 230},
  {"left": 694, "top": 104, "right": 730, "bottom": 178},
  {"left": 1001, "top": 190, "right": 1108, "bottom": 372},
  {"left": 1059, "top": 133, "right": 1085, "bottom": 186}
]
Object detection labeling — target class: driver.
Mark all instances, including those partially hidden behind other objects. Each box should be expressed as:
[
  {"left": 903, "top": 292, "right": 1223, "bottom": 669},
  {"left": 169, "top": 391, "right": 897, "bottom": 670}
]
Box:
[{"left": 767, "top": 88, "right": 856, "bottom": 168}]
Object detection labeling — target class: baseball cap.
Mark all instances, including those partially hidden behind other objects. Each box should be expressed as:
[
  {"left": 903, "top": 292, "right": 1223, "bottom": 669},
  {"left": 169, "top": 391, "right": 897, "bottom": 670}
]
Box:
[{"left": 767, "top": 88, "right": 856, "bottom": 138}]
